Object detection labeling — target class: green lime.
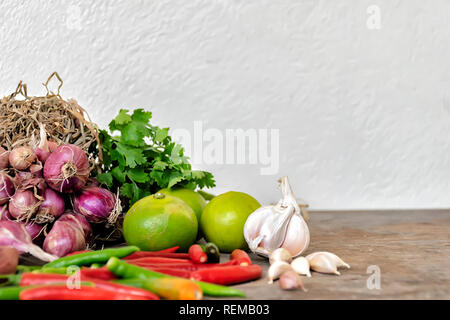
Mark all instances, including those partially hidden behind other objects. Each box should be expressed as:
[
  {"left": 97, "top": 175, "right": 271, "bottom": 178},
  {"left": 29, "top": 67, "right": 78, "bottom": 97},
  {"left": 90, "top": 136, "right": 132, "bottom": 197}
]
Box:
[
  {"left": 158, "top": 187, "right": 206, "bottom": 222},
  {"left": 200, "top": 191, "right": 261, "bottom": 252},
  {"left": 123, "top": 193, "right": 198, "bottom": 251}
]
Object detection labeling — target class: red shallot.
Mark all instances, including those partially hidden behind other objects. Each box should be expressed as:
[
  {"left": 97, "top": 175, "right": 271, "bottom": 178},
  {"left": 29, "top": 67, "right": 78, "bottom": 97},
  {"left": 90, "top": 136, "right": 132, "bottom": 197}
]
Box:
[
  {"left": 73, "top": 187, "right": 118, "bottom": 223},
  {"left": 36, "top": 188, "right": 65, "bottom": 223},
  {"left": 43, "top": 219, "right": 86, "bottom": 257},
  {"left": 24, "top": 221, "right": 45, "bottom": 243},
  {"left": 43, "top": 144, "right": 90, "bottom": 193},
  {"left": 9, "top": 146, "right": 36, "bottom": 170},
  {"left": 8, "top": 190, "right": 40, "bottom": 220},
  {"left": 59, "top": 212, "right": 93, "bottom": 241}
]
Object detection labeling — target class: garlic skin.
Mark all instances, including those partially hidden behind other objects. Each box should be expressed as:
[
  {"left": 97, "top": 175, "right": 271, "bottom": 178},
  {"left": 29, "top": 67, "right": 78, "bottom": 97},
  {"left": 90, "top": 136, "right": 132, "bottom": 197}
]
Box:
[
  {"left": 267, "top": 261, "right": 293, "bottom": 284},
  {"left": 244, "top": 176, "right": 310, "bottom": 258},
  {"left": 306, "top": 252, "right": 350, "bottom": 275},
  {"left": 291, "top": 256, "right": 311, "bottom": 277},
  {"left": 269, "top": 248, "right": 292, "bottom": 264}
]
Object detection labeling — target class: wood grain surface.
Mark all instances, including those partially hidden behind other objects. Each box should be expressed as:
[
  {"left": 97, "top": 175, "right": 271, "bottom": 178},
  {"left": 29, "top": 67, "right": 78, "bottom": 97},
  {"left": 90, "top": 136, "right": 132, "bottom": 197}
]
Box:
[{"left": 222, "top": 210, "right": 450, "bottom": 300}]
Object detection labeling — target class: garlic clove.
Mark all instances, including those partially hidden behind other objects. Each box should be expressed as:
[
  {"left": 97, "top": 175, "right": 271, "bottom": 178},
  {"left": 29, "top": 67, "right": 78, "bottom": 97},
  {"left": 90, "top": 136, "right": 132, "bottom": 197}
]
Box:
[
  {"left": 306, "top": 252, "right": 350, "bottom": 275},
  {"left": 279, "top": 270, "right": 307, "bottom": 291},
  {"left": 267, "top": 261, "right": 293, "bottom": 284},
  {"left": 281, "top": 213, "right": 310, "bottom": 258},
  {"left": 244, "top": 176, "right": 310, "bottom": 258},
  {"left": 291, "top": 256, "right": 311, "bottom": 277},
  {"left": 269, "top": 248, "right": 292, "bottom": 264},
  {"left": 306, "top": 252, "right": 350, "bottom": 269}
]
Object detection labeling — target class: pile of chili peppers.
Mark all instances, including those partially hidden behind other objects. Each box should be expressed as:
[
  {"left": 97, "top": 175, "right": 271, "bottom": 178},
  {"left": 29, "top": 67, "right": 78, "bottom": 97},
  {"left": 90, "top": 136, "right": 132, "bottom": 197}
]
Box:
[{"left": 0, "top": 244, "right": 262, "bottom": 300}]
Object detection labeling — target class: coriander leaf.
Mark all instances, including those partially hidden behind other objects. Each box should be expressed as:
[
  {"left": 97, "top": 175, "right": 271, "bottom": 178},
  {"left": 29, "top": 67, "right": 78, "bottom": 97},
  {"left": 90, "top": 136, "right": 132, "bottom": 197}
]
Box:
[
  {"left": 121, "top": 183, "right": 140, "bottom": 205},
  {"left": 154, "top": 127, "right": 169, "bottom": 143},
  {"left": 152, "top": 160, "right": 168, "bottom": 171},
  {"left": 111, "top": 149, "right": 126, "bottom": 169},
  {"left": 127, "top": 167, "right": 150, "bottom": 183},
  {"left": 116, "top": 143, "right": 146, "bottom": 168},
  {"left": 97, "top": 172, "right": 113, "bottom": 187},
  {"left": 109, "top": 109, "right": 132, "bottom": 132},
  {"left": 112, "top": 166, "right": 127, "bottom": 183},
  {"left": 168, "top": 172, "right": 185, "bottom": 188},
  {"left": 115, "top": 109, "right": 132, "bottom": 125},
  {"left": 120, "top": 122, "right": 149, "bottom": 147},
  {"left": 131, "top": 109, "right": 152, "bottom": 125},
  {"left": 150, "top": 169, "right": 165, "bottom": 186},
  {"left": 191, "top": 170, "right": 205, "bottom": 180}
]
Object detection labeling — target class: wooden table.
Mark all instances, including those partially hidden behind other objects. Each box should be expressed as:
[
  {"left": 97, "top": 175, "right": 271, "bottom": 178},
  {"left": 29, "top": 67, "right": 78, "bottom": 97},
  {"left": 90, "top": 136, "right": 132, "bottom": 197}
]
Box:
[{"left": 220, "top": 210, "right": 450, "bottom": 300}]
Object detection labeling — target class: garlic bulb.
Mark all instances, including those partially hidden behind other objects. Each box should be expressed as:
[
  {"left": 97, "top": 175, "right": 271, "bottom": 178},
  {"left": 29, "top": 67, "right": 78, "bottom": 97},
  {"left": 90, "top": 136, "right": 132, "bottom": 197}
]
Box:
[
  {"left": 291, "top": 256, "right": 311, "bottom": 277},
  {"left": 306, "top": 251, "right": 350, "bottom": 275},
  {"left": 267, "top": 261, "right": 293, "bottom": 284},
  {"left": 269, "top": 248, "right": 292, "bottom": 264},
  {"left": 244, "top": 176, "right": 310, "bottom": 258}
]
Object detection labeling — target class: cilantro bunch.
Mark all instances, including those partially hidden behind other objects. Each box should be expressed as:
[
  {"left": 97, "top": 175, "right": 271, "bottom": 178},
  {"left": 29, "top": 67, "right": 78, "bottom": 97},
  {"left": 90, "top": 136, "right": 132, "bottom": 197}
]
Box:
[{"left": 97, "top": 108, "right": 215, "bottom": 208}]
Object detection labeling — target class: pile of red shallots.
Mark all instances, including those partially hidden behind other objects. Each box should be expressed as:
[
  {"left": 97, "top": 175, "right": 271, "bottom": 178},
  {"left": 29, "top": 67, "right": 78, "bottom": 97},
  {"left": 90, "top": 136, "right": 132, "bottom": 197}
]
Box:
[{"left": 0, "top": 130, "right": 119, "bottom": 262}]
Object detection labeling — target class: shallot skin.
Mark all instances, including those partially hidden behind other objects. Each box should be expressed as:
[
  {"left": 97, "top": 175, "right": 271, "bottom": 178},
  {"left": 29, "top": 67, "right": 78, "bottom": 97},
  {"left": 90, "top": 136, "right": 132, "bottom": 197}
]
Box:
[
  {"left": 43, "top": 144, "right": 90, "bottom": 193},
  {"left": 0, "top": 146, "right": 9, "bottom": 169},
  {"left": 0, "top": 205, "right": 11, "bottom": 221},
  {"left": 0, "top": 173, "right": 15, "bottom": 205}
]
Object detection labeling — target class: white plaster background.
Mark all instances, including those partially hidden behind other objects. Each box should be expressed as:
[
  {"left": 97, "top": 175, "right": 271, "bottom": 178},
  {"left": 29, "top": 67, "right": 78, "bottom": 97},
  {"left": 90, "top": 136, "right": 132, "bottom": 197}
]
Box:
[{"left": 0, "top": 0, "right": 449, "bottom": 209}]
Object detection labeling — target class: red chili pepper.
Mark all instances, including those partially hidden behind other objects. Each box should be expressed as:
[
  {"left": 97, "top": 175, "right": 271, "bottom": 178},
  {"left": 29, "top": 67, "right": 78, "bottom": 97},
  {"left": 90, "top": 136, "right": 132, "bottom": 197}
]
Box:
[
  {"left": 124, "top": 246, "right": 180, "bottom": 259},
  {"left": 230, "top": 249, "right": 252, "bottom": 266},
  {"left": 188, "top": 244, "right": 207, "bottom": 264},
  {"left": 123, "top": 252, "right": 190, "bottom": 260},
  {"left": 19, "top": 273, "right": 159, "bottom": 300},
  {"left": 19, "top": 285, "right": 153, "bottom": 300},
  {"left": 144, "top": 267, "right": 192, "bottom": 278},
  {"left": 80, "top": 267, "right": 117, "bottom": 281},
  {"left": 124, "top": 257, "right": 193, "bottom": 265},
  {"left": 129, "top": 260, "right": 237, "bottom": 272},
  {"left": 157, "top": 246, "right": 180, "bottom": 253},
  {"left": 190, "top": 265, "right": 262, "bottom": 285},
  {"left": 129, "top": 262, "right": 198, "bottom": 271}
]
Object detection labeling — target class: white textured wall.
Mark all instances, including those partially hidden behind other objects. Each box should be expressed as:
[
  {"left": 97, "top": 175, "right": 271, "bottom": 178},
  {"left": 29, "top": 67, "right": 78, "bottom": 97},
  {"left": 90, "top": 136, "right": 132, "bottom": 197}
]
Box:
[{"left": 0, "top": 0, "right": 449, "bottom": 209}]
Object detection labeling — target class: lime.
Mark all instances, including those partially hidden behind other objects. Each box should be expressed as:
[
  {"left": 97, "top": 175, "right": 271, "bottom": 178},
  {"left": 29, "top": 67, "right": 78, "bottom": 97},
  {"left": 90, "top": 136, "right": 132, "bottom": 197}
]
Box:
[
  {"left": 123, "top": 193, "right": 198, "bottom": 251},
  {"left": 158, "top": 187, "right": 206, "bottom": 222},
  {"left": 200, "top": 191, "right": 261, "bottom": 252}
]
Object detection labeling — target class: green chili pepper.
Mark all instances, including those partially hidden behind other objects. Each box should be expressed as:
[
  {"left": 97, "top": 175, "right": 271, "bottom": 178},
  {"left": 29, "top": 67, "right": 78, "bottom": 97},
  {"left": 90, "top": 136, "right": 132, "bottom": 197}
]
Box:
[
  {"left": 32, "top": 267, "right": 68, "bottom": 275},
  {"left": 16, "top": 265, "right": 43, "bottom": 273},
  {"left": 43, "top": 246, "right": 140, "bottom": 269},
  {"left": 0, "top": 286, "right": 26, "bottom": 300},
  {"left": 106, "top": 257, "right": 245, "bottom": 298},
  {"left": 0, "top": 274, "right": 21, "bottom": 286},
  {"left": 200, "top": 242, "right": 220, "bottom": 263}
]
